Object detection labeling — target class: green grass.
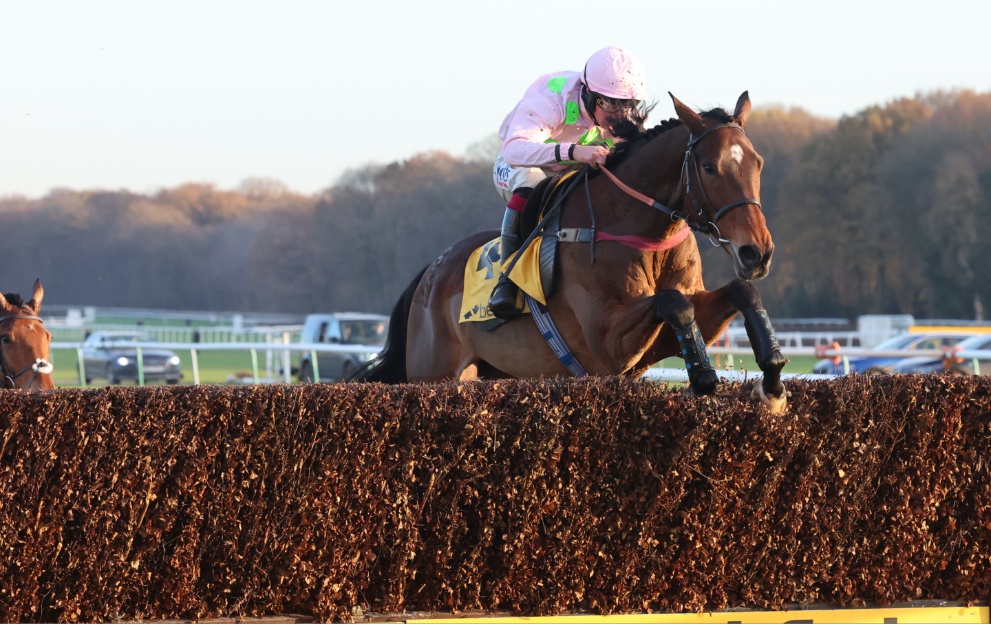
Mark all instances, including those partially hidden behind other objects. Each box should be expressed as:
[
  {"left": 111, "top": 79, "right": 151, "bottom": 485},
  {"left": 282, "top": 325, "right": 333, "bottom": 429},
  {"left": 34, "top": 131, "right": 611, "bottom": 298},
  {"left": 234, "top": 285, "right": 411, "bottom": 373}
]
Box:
[{"left": 655, "top": 354, "right": 819, "bottom": 375}]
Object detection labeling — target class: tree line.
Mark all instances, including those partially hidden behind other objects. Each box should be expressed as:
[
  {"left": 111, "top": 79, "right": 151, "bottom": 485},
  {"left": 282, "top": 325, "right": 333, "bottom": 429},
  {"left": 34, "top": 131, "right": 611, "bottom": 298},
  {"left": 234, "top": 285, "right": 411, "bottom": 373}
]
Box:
[{"left": 1, "top": 89, "right": 988, "bottom": 321}]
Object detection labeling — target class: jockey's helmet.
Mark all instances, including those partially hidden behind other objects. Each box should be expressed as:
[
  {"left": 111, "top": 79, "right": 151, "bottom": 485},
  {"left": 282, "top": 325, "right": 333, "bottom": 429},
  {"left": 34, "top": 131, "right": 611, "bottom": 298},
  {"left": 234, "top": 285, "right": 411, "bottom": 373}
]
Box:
[{"left": 582, "top": 46, "right": 647, "bottom": 102}]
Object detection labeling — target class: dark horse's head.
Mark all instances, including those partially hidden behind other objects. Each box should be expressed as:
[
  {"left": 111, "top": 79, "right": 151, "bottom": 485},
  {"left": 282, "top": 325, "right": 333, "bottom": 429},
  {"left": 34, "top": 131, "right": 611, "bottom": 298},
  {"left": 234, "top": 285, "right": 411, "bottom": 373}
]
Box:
[{"left": 670, "top": 92, "right": 773, "bottom": 280}]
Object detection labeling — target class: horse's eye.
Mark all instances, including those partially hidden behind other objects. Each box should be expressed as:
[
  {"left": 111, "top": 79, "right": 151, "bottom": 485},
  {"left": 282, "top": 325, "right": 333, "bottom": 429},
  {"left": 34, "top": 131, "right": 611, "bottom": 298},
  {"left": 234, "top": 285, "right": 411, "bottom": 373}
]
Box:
[
  {"left": 0, "top": 334, "right": 10, "bottom": 345},
  {"left": 703, "top": 163, "right": 716, "bottom": 174}
]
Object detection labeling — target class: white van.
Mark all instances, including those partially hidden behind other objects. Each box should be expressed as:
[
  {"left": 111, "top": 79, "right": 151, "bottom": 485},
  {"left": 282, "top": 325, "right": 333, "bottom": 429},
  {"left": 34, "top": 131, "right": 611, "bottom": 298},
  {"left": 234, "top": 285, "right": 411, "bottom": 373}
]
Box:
[{"left": 298, "top": 312, "right": 389, "bottom": 382}]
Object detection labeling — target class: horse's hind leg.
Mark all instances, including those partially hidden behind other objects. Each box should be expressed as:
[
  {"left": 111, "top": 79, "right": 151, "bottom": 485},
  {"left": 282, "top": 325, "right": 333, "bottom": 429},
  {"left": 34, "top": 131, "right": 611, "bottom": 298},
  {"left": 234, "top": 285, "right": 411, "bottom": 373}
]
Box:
[{"left": 653, "top": 289, "right": 718, "bottom": 395}]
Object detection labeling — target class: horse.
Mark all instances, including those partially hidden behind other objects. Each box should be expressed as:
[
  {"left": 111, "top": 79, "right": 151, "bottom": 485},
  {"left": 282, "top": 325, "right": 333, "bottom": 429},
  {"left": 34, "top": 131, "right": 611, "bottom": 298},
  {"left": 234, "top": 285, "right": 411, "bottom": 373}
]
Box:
[
  {"left": 0, "top": 279, "right": 55, "bottom": 390},
  {"left": 354, "top": 92, "right": 788, "bottom": 413}
]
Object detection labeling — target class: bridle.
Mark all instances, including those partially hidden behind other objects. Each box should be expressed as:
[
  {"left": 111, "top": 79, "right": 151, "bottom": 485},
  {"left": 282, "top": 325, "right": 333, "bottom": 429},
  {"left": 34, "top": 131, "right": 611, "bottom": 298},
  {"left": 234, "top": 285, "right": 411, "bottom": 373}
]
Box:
[
  {"left": 600, "top": 122, "right": 762, "bottom": 247},
  {"left": 0, "top": 314, "right": 54, "bottom": 389}
]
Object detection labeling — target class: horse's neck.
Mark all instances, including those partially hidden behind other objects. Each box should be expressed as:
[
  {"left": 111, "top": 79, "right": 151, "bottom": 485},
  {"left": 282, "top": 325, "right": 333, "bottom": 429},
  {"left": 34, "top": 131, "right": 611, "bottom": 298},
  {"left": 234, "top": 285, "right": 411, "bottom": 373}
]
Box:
[
  {"left": 590, "top": 130, "right": 687, "bottom": 235},
  {"left": 628, "top": 127, "right": 687, "bottom": 203}
]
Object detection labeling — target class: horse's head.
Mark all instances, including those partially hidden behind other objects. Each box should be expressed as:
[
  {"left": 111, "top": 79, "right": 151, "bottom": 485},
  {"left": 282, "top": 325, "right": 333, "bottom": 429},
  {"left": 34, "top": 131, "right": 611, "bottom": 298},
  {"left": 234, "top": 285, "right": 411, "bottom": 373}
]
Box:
[
  {"left": 0, "top": 279, "right": 55, "bottom": 390},
  {"left": 671, "top": 91, "right": 773, "bottom": 280}
]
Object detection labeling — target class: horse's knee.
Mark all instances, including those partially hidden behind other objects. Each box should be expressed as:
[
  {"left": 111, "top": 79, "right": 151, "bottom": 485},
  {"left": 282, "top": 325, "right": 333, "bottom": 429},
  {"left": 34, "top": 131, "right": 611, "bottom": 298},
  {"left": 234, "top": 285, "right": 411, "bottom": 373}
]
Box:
[
  {"left": 653, "top": 289, "right": 695, "bottom": 327},
  {"left": 725, "top": 278, "right": 762, "bottom": 310}
]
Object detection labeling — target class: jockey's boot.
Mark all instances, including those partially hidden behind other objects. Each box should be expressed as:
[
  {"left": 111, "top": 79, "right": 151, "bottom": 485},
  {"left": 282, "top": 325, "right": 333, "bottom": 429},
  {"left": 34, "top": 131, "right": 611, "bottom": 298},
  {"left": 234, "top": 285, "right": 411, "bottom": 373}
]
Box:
[{"left": 488, "top": 207, "right": 523, "bottom": 319}]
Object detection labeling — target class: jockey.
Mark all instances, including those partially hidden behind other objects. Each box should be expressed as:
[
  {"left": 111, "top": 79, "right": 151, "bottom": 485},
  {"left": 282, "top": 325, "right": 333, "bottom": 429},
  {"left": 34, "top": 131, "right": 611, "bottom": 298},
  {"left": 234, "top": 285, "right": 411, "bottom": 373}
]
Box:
[{"left": 489, "top": 45, "right": 650, "bottom": 319}]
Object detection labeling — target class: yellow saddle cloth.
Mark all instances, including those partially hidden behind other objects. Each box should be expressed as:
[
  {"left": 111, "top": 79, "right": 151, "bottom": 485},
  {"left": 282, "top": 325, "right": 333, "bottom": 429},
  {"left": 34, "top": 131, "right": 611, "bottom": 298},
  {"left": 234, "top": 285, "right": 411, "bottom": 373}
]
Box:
[{"left": 459, "top": 237, "right": 548, "bottom": 324}]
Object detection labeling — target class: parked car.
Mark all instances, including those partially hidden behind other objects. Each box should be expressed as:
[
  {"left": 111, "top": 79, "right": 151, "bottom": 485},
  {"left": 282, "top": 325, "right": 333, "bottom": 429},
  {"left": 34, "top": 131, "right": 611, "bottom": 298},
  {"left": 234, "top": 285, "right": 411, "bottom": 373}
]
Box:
[
  {"left": 80, "top": 330, "right": 182, "bottom": 385},
  {"left": 891, "top": 333, "right": 991, "bottom": 375},
  {"left": 297, "top": 313, "right": 389, "bottom": 383},
  {"left": 812, "top": 331, "right": 976, "bottom": 375}
]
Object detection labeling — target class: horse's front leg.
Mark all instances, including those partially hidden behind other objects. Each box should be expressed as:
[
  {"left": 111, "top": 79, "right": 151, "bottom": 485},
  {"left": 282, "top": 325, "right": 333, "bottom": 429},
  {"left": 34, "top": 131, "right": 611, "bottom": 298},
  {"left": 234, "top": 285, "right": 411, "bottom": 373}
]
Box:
[
  {"left": 653, "top": 289, "right": 718, "bottom": 396},
  {"left": 692, "top": 279, "right": 788, "bottom": 413}
]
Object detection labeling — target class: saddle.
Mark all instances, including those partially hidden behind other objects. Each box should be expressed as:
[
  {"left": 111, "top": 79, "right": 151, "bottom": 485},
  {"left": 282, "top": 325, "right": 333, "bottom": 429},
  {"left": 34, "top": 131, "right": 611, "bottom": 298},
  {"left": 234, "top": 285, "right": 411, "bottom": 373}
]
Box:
[{"left": 458, "top": 170, "right": 583, "bottom": 330}]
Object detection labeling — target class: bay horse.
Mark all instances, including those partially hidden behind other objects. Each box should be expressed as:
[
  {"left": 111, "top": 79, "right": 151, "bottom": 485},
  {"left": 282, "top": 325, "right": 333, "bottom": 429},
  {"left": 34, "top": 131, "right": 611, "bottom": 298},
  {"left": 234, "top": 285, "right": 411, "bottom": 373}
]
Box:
[
  {"left": 0, "top": 279, "right": 55, "bottom": 390},
  {"left": 355, "top": 92, "right": 788, "bottom": 413}
]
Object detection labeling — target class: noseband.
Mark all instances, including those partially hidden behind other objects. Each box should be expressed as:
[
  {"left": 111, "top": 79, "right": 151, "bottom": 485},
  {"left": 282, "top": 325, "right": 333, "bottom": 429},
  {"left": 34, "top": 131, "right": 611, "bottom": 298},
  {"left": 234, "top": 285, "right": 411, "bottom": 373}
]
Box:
[
  {"left": 0, "top": 314, "right": 54, "bottom": 389},
  {"left": 600, "top": 122, "right": 762, "bottom": 247},
  {"left": 682, "top": 123, "right": 762, "bottom": 246}
]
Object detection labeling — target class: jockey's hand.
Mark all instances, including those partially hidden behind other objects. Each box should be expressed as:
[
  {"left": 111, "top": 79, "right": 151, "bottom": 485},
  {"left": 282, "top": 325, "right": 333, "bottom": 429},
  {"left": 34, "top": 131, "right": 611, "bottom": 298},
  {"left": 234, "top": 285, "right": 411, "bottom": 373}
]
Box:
[{"left": 572, "top": 144, "right": 610, "bottom": 168}]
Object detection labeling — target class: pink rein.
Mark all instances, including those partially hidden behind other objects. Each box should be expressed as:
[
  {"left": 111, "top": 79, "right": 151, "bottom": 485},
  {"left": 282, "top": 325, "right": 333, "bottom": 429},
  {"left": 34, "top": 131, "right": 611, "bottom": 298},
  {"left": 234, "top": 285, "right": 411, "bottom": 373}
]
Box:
[
  {"left": 595, "top": 227, "right": 690, "bottom": 251},
  {"left": 596, "top": 165, "right": 691, "bottom": 251}
]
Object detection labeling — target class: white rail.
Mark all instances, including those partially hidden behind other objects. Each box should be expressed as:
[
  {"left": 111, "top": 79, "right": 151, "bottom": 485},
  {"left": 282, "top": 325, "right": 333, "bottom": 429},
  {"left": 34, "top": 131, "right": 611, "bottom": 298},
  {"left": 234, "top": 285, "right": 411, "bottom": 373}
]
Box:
[
  {"left": 49, "top": 342, "right": 991, "bottom": 387},
  {"left": 643, "top": 369, "right": 838, "bottom": 383},
  {"left": 51, "top": 341, "right": 381, "bottom": 386}
]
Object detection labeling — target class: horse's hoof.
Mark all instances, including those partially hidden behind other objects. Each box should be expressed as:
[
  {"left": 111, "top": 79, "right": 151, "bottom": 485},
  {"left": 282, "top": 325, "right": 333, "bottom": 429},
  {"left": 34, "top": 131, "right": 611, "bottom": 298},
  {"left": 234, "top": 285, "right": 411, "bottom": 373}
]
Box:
[
  {"left": 752, "top": 381, "right": 788, "bottom": 414},
  {"left": 689, "top": 369, "right": 719, "bottom": 396}
]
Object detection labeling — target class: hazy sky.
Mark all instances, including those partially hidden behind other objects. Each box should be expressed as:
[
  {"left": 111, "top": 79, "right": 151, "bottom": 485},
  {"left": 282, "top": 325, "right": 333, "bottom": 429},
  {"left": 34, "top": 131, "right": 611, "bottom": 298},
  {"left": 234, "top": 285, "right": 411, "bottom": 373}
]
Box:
[{"left": 2, "top": 0, "right": 988, "bottom": 199}]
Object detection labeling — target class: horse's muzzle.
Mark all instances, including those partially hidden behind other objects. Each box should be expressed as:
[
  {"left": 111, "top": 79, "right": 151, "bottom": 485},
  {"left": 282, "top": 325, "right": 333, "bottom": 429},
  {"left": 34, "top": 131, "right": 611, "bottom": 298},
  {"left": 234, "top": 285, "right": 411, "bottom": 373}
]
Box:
[{"left": 736, "top": 244, "right": 774, "bottom": 280}]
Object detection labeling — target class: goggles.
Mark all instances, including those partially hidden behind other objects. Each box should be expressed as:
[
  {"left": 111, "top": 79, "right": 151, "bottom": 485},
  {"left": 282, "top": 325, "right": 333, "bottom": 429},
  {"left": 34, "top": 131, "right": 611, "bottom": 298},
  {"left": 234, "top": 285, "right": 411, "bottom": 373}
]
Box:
[{"left": 595, "top": 95, "right": 639, "bottom": 113}]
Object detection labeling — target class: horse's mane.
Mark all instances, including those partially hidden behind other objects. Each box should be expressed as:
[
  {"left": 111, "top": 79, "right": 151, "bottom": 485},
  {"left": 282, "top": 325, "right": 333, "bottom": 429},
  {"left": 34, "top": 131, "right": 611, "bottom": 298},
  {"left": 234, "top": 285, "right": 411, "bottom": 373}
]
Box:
[
  {"left": 606, "top": 117, "right": 682, "bottom": 165},
  {"left": 605, "top": 106, "right": 735, "bottom": 168},
  {"left": 2, "top": 293, "right": 26, "bottom": 307}
]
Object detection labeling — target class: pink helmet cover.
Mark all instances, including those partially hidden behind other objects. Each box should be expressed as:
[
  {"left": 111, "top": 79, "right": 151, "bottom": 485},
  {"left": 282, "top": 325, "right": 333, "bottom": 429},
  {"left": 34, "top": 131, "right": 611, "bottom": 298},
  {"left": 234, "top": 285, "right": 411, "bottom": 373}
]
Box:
[{"left": 582, "top": 46, "right": 647, "bottom": 101}]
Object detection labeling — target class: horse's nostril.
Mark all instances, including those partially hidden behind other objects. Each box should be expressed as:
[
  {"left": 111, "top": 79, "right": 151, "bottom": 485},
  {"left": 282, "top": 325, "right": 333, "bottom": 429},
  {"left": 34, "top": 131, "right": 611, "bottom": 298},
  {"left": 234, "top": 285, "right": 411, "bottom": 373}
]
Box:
[{"left": 738, "top": 245, "right": 762, "bottom": 268}]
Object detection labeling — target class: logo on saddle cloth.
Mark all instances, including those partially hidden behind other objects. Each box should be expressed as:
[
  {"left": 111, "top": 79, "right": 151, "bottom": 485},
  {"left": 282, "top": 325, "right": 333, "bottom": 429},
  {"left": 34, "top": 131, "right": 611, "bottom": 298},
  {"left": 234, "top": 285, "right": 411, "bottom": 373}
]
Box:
[{"left": 459, "top": 238, "right": 544, "bottom": 325}]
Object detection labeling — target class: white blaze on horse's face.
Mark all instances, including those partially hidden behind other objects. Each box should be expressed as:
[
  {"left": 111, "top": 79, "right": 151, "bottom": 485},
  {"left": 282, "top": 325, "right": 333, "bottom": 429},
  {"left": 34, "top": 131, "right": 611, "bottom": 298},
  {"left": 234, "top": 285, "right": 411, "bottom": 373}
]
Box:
[
  {"left": 705, "top": 136, "right": 771, "bottom": 281},
  {"left": 730, "top": 144, "right": 744, "bottom": 164}
]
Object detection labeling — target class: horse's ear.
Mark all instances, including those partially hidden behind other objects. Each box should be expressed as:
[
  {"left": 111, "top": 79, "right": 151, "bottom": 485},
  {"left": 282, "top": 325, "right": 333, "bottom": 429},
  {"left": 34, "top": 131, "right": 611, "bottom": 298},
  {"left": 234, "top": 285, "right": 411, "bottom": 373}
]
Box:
[
  {"left": 669, "top": 92, "right": 703, "bottom": 133},
  {"left": 0, "top": 291, "right": 9, "bottom": 313},
  {"left": 26, "top": 279, "right": 44, "bottom": 314},
  {"left": 734, "top": 91, "right": 752, "bottom": 129}
]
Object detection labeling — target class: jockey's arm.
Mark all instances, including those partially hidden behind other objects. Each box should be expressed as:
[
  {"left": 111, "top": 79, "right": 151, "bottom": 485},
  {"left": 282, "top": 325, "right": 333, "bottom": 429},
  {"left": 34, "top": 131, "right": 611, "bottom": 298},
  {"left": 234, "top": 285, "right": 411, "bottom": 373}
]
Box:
[
  {"left": 500, "top": 96, "right": 581, "bottom": 168},
  {"left": 502, "top": 130, "right": 610, "bottom": 170}
]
